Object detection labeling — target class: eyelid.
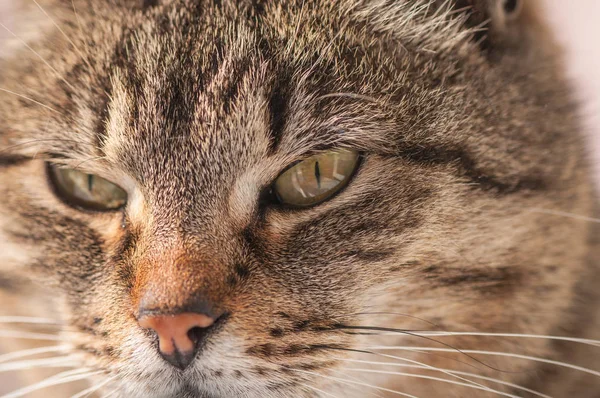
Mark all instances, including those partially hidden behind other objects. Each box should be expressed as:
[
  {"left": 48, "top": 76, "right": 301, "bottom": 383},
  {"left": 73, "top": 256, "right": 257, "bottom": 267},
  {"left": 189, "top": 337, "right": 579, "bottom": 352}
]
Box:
[
  {"left": 277, "top": 146, "right": 361, "bottom": 175},
  {"left": 46, "top": 159, "right": 136, "bottom": 193}
]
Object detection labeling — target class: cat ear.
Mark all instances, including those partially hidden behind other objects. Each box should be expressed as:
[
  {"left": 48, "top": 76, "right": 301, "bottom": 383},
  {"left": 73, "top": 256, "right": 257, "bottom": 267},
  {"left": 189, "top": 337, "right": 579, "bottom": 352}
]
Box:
[
  {"left": 451, "top": 0, "right": 523, "bottom": 27},
  {"left": 450, "top": 0, "right": 540, "bottom": 49}
]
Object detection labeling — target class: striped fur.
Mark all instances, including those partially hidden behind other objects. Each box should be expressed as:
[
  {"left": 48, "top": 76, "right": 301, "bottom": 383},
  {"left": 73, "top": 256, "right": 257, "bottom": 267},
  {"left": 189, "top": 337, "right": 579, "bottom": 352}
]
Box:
[{"left": 0, "top": 0, "right": 598, "bottom": 397}]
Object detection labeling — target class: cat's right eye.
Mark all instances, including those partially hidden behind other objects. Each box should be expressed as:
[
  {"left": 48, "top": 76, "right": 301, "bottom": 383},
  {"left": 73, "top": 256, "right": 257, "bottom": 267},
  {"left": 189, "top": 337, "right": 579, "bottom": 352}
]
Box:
[{"left": 47, "top": 165, "right": 128, "bottom": 211}]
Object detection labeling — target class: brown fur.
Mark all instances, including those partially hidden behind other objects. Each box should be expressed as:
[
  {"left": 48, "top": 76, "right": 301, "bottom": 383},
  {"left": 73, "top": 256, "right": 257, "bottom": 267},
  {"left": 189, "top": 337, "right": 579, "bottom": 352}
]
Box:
[{"left": 0, "top": 0, "right": 599, "bottom": 396}]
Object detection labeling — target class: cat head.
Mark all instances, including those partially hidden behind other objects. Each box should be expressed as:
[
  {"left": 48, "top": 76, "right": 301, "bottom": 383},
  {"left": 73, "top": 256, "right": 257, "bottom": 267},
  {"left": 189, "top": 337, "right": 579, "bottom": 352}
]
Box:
[{"left": 0, "top": 0, "right": 595, "bottom": 396}]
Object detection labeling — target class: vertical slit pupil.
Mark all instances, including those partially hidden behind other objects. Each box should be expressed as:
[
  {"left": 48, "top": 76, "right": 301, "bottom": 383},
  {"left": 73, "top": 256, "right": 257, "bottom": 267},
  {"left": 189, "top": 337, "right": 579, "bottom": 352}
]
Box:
[
  {"left": 315, "top": 161, "right": 321, "bottom": 189},
  {"left": 87, "top": 175, "right": 94, "bottom": 191}
]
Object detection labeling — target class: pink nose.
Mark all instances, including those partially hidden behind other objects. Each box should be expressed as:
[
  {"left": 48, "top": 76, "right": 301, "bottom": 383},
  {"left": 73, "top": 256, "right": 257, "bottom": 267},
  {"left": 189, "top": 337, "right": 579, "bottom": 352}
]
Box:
[{"left": 138, "top": 313, "right": 215, "bottom": 369}]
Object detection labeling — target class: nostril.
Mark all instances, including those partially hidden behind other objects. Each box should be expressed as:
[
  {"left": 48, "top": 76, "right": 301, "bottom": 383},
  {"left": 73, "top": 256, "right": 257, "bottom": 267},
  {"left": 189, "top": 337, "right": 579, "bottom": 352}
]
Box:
[
  {"left": 187, "top": 326, "right": 207, "bottom": 347},
  {"left": 138, "top": 312, "right": 220, "bottom": 370},
  {"left": 187, "top": 312, "right": 228, "bottom": 349}
]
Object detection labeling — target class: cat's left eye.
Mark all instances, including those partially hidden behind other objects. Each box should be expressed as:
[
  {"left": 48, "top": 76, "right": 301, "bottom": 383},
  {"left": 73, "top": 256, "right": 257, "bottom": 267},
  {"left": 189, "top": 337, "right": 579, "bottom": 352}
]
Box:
[
  {"left": 272, "top": 149, "right": 360, "bottom": 208},
  {"left": 48, "top": 165, "right": 127, "bottom": 211}
]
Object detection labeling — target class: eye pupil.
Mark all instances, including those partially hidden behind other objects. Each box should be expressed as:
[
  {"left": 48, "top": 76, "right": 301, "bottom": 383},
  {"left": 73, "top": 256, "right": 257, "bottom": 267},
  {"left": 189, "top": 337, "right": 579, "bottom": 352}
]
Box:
[
  {"left": 87, "top": 174, "right": 94, "bottom": 191},
  {"left": 314, "top": 161, "right": 321, "bottom": 189}
]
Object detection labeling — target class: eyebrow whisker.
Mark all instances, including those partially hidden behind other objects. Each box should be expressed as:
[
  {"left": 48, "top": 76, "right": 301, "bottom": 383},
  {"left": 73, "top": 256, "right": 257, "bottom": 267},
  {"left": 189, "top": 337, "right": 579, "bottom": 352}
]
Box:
[
  {"left": 0, "top": 87, "right": 63, "bottom": 115},
  {"left": 32, "top": 0, "right": 93, "bottom": 71},
  {"left": 0, "top": 23, "right": 77, "bottom": 92}
]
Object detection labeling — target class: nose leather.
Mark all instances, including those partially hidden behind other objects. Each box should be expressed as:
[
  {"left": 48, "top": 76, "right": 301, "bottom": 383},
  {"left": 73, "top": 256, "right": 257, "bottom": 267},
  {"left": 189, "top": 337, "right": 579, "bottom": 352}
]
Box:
[{"left": 138, "top": 312, "right": 215, "bottom": 369}]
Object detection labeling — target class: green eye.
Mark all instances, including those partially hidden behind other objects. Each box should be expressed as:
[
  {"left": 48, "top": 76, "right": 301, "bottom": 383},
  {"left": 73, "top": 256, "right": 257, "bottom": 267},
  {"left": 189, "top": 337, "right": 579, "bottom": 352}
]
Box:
[
  {"left": 273, "top": 149, "right": 360, "bottom": 208},
  {"left": 48, "top": 165, "right": 128, "bottom": 211}
]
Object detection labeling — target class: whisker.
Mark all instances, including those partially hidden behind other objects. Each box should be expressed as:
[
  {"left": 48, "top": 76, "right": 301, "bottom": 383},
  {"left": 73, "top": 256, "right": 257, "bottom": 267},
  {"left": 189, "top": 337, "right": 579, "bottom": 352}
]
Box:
[
  {"left": 335, "top": 358, "right": 552, "bottom": 398},
  {"left": 0, "top": 138, "right": 96, "bottom": 156},
  {"left": 99, "top": 388, "right": 119, "bottom": 398},
  {"left": 0, "top": 23, "right": 77, "bottom": 92},
  {"left": 0, "top": 345, "right": 70, "bottom": 364},
  {"left": 0, "top": 330, "right": 62, "bottom": 341},
  {"left": 288, "top": 367, "right": 420, "bottom": 398},
  {"left": 336, "top": 325, "right": 507, "bottom": 372},
  {"left": 322, "top": 346, "right": 493, "bottom": 391},
  {"left": 296, "top": 381, "right": 339, "bottom": 398},
  {"left": 71, "top": 0, "right": 84, "bottom": 33},
  {"left": 527, "top": 208, "right": 600, "bottom": 224},
  {"left": 405, "top": 332, "right": 600, "bottom": 347},
  {"left": 32, "top": 0, "right": 93, "bottom": 71},
  {"left": 0, "top": 87, "right": 63, "bottom": 114},
  {"left": 71, "top": 155, "right": 107, "bottom": 171},
  {"left": 0, "top": 369, "right": 102, "bottom": 398},
  {"left": 317, "top": 93, "right": 382, "bottom": 104},
  {"left": 337, "top": 312, "right": 440, "bottom": 329},
  {"left": 0, "top": 356, "right": 76, "bottom": 373},
  {"left": 70, "top": 375, "right": 116, "bottom": 398},
  {"left": 338, "top": 368, "right": 522, "bottom": 398},
  {"left": 0, "top": 316, "right": 62, "bottom": 325},
  {"left": 363, "top": 346, "right": 600, "bottom": 378}
]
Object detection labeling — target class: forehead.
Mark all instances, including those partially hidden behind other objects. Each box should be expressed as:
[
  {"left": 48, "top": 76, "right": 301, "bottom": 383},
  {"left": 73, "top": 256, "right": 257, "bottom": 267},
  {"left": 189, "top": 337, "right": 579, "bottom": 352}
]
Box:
[
  {"left": 102, "top": 3, "right": 273, "bottom": 174},
  {"left": 85, "top": 2, "right": 340, "bottom": 226},
  {"left": 95, "top": 2, "right": 397, "bottom": 193}
]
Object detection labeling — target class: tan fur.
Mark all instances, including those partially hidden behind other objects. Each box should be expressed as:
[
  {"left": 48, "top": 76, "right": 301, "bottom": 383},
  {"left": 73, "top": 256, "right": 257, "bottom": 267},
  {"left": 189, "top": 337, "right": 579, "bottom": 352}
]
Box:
[{"left": 0, "top": 0, "right": 599, "bottom": 397}]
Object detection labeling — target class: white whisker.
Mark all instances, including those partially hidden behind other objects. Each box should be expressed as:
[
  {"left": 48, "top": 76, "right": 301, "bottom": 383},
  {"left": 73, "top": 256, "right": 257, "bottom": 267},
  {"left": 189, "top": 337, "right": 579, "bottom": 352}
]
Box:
[
  {"left": 0, "top": 356, "right": 76, "bottom": 373},
  {"left": 362, "top": 346, "right": 600, "bottom": 378},
  {"left": 335, "top": 357, "right": 552, "bottom": 398},
  {"left": 0, "top": 316, "right": 62, "bottom": 325},
  {"left": 347, "top": 348, "right": 492, "bottom": 391},
  {"left": 528, "top": 208, "right": 600, "bottom": 223},
  {"left": 0, "top": 369, "right": 102, "bottom": 398},
  {"left": 0, "top": 23, "right": 77, "bottom": 92},
  {"left": 0, "top": 330, "right": 62, "bottom": 341},
  {"left": 0, "top": 345, "right": 70, "bottom": 364},
  {"left": 32, "top": 0, "right": 92, "bottom": 70},
  {"left": 70, "top": 375, "right": 116, "bottom": 398},
  {"left": 317, "top": 93, "right": 381, "bottom": 103},
  {"left": 99, "top": 388, "right": 119, "bottom": 398},
  {"left": 297, "top": 381, "right": 339, "bottom": 398},
  {"left": 339, "top": 367, "right": 522, "bottom": 398},
  {"left": 0, "top": 88, "right": 63, "bottom": 114},
  {"left": 289, "top": 367, "right": 420, "bottom": 398},
  {"left": 403, "top": 332, "right": 600, "bottom": 347}
]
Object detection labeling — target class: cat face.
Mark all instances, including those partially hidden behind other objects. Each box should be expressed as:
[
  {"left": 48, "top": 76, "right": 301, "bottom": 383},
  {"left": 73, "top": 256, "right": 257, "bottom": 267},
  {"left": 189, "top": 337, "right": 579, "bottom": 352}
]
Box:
[{"left": 0, "top": 0, "right": 597, "bottom": 397}]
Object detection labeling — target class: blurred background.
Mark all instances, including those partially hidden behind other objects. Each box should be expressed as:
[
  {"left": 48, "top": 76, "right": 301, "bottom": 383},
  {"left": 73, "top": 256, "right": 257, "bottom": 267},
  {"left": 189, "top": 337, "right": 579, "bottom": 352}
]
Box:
[{"left": 542, "top": 0, "right": 600, "bottom": 187}]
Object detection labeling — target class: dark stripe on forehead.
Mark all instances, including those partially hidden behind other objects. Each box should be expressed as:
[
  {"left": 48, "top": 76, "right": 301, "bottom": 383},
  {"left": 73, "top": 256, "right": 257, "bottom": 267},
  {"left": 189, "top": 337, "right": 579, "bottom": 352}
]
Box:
[
  {"left": 220, "top": 55, "right": 254, "bottom": 115},
  {"left": 266, "top": 74, "right": 291, "bottom": 155},
  {"left": 159, "top": 63, "right": 200, "bottom": 132}
]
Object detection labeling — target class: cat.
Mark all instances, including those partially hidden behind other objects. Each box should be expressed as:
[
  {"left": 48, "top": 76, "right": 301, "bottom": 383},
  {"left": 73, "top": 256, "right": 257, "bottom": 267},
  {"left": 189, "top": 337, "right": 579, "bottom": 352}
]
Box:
[{"left": 1, "top": 0, "right": 599, "bottom": 397}]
